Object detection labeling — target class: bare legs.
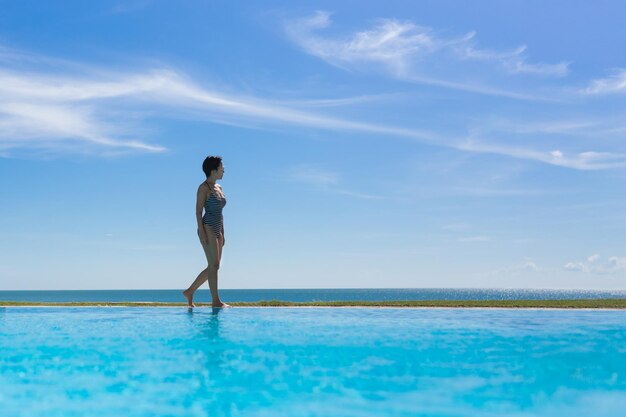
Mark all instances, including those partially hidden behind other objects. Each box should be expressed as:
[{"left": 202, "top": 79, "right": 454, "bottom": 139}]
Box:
[
  {"left": 183, "top": 267, "right": 208, "bottom": 307},
  {"left": 183, "top": 228, "right": 229, "bottom": 308},
  {"left": 183, "top": 265, "right": 229, "bottom": 307}
]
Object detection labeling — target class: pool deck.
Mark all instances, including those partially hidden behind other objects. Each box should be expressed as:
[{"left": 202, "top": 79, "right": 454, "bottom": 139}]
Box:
[{"left": 1, "top": 300, "right": 626, "bottom": 308}]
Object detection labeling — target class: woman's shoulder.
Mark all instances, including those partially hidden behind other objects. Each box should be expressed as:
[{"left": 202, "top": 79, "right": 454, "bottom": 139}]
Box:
[{"left": 197, "top": 181, "right": 210, "bottom": 192}]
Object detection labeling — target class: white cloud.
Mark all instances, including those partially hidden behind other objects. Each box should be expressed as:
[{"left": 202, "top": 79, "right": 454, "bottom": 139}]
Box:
[
  {"left": 283, "top": 93, "right": 400, "bottom": 108},
  {"left": 285, "top": 164, "right": 384, "bottom": 200},
  {"left": 442, "top": 223, "right": 470, "bottom": 231},
  {"left": 294, "top": 13, "right": 438, "bottom": 70},
  {"left": 0, "top": 101, "right": 164, "bottom": 153},
  {"left": 456, "top": 39, "right": 569, "bottom": 77},
  {"left": 520, "top": 261, "right": 539, "bottom": 272},
  {"left": 457, "top": 236, "right": 490, "bottom": 242},
  {"left": 0, "top": 69, "right": 170, "bottom": 154},
  {"left": 563, "top": 261, "right": 586, "bottom": 272},
  {"left": 563, "top": 254, "right": 626, "bottom": 274},
  {"left": 582, "top": 69, "right": 626, "bottom": 95},
  {"left": 491, "top": 259, "right": 540, "bottom": 276},
  {"left": 285, "top": 11, "right": 569, "bottom": 99},
  {"left": 587, "top": 254, "right": 600, "bottom": 263},
  {"left": 287, "top": 164, "right": 340, "bottom": 185},
  {"left": 550, "top": 150, "right": 563, "bottom": 159},
  {"left": 458, "top": 140, "right": 626, "bottom": 170},
  {"left": 1, "top": 44, "right": 623, "bottom": 171},
  {"left": 330, "top": 188, "right": 385, "bottom": 200},
  {"left": 450, "top": 187, "right": 551, "bottom": 197},
  {"left": 0, "top": 60, "right": 442, "bottom": 155},
  {"left": 607, "top": 256, "right": 626, "bottom": 272},
  {"left": 399, "top": 73, "right": 559, "bottom": 101},
  {"left": 483, "top": 119, "right": 598, "bottom": 135}
]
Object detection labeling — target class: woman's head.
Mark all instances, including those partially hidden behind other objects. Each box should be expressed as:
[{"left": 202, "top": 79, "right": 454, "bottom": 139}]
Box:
[{"left": 202, "top": 155, "right": 224, "bottom": 179}]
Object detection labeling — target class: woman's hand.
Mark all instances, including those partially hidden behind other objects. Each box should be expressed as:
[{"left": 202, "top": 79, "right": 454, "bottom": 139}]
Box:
[{"left": 198, "top": 229, "right": 208, "bottom": 245}]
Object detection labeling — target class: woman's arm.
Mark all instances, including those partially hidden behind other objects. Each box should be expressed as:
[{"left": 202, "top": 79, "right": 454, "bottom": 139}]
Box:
[
  {"left": 196, "top": 184, "right": 207, "bottom": 242},
  {"left": 219, "top": 185, "right": 225, "bottom": 243},
  {"left": 216, "top": 184, "right": 225, "bottom": 240}
]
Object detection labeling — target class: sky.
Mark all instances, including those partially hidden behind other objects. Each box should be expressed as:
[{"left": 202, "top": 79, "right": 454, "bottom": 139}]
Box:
[{"left": 1, "top": 0, "right": 626, "bottom": 290}]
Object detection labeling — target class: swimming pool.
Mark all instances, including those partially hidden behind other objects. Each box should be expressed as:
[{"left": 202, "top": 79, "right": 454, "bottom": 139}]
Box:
[{"left": 1, "top": 307, "right": 625, "bottom": 417}]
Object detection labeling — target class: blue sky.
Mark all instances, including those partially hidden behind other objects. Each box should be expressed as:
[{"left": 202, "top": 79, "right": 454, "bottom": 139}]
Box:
[{"left": 1, "top": 1, "right": 626, "bottom": 290}]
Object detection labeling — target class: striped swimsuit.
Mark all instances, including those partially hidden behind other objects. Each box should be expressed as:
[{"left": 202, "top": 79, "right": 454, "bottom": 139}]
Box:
[{"left": 202, "top": 184, "right": 227, "bottom": 237}]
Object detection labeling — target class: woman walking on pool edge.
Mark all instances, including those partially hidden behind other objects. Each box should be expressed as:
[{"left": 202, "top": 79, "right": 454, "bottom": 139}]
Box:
[{"left": 183, "top": 155, "right": 230, "bottom": 308}]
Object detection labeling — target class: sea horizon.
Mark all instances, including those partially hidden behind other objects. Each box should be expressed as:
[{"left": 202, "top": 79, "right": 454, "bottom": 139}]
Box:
[{"left": 2, "top": 288, "right": 626, "bottom": 303}]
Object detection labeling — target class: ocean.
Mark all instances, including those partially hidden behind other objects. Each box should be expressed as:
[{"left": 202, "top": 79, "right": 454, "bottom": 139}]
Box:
[{"left": 1, "top": 288, "right": 625, "bottom": 303}]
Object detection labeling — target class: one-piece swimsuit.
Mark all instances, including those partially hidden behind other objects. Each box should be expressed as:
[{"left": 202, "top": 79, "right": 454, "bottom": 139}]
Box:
[{"left": 202, "top": 184, "right": 226, "bottom": 237}]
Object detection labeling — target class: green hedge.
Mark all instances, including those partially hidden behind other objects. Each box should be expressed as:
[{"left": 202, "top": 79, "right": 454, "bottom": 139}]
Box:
[{"left": 2, "top": 299, "right": 626, "bottom": 308}]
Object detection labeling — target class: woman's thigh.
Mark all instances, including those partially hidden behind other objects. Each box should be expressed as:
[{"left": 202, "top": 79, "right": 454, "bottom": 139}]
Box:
[
  {"left": 200, "top": 225, "right": 221, "bottom": 267},
  {"left": 217, "top": 233, "right": 224, "bottom": 262}
]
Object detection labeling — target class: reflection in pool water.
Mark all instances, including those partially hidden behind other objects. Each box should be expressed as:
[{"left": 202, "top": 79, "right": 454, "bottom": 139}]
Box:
[{"left": 1, "top": 307, "right": 626, "bottom": 417}]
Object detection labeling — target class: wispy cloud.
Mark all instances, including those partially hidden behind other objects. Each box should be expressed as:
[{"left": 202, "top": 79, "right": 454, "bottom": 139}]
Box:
[
  {"left": 330, "top": 188, "right": 386, "bottom": 200},
  {"left": 398, "top": 73, "right": 556, "bottom": 101},
  {"left": 482, "top": 119, "right": 599, "bottom": 135},
  {"left": 0, "top": 101, "right": 164, "bottom": 153},
  {"left": 285, "top": 163, "right": 384, "bottom": 200},
  {"left": 458, "top": 139, "right": 626, "bottom": 170},
  {"left": 0, "top": 51, "right": 442, "bottom": 155},
  {"left": 284, "top": 11, "right": 569, "bottom": 100},
  {"left": 287, "top": 163, "right": 340, "bottom": 185},
  {"left": 450, "top": 186, "right": 551, "bottom": 197},
  {"left": 563, "top": 254, "right": 626, "bottom": 274},
  {"left": 582, "top": 69, "right": 626, "bottom": 95},
  {"left": 442, "top": 223, "right": 470, "bottom": 231},
  {"left": 1, "top": 44, "right": 623, "bottom": 171},
  {"left": 0, "top": 67, "right": 170, "bottom": 155},
  {"left": 458, "top": 43, "right": 569, "bottom": 77},
  {"left": 490, "top": 259, "right": 540, "bottom": 276},
  {"left": 457, "top": 236, "right": 491, "bottom": 242},
  {"left": 282, "top": 93, "right": 401, "bottom": 108}
]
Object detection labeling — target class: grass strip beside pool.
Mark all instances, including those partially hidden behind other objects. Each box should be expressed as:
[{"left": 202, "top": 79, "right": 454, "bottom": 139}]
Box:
[{"left": 1, "top": 299, "right": 626, "bottom": 308}]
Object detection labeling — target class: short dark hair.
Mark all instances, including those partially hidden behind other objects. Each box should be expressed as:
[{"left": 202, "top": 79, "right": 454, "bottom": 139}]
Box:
[{"left": 202, "top": 155, "right": 222, "bottom": 178}]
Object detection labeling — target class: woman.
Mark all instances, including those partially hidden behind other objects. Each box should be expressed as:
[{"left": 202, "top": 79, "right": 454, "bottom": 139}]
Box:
[{"left": 183, "top": 155, "right": 230, "bottom": 308}]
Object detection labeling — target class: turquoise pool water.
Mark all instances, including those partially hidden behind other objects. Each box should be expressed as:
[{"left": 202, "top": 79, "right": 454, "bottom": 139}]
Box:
[{"left": 1, "top": 307, "right": 625, "bottom": 417}]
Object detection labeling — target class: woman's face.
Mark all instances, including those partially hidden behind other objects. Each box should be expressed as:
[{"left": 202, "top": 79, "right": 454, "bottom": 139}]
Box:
[{"left": 217, "top": 163, "right": 225, "bottom": 179}]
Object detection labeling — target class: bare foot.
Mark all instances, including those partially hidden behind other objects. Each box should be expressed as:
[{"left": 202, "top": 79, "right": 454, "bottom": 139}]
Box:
[
  {"left": 211, "top": 302, "right": 231, "bottom": 308},
  {"left": 182, "top": 290, "right": 195, "bottom": 307}
]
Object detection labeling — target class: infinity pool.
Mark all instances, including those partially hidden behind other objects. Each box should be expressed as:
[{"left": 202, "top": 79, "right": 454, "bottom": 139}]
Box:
[{"left": 1, "top": 307, "right": 626, "bottom": 417}]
